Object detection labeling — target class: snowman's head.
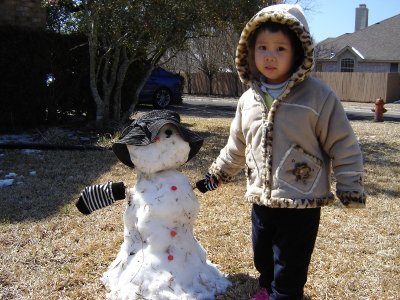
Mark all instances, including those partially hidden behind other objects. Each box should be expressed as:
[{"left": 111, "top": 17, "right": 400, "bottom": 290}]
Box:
[
  {"left": 126, "top": 124, "right": 191, "bottom": 173},
  {"left": 112, "top": 110, "right": 203, "bottom": 172}
]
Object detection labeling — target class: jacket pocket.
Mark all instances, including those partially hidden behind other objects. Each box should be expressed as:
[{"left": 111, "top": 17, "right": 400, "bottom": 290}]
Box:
[{"left": 276, "top": 145, "right": 322, "bottom": 194}]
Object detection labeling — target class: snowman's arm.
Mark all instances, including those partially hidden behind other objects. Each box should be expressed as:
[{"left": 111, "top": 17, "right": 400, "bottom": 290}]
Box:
[
  {"left": 196, "top": 173, "right": 220, "bottom": 193},
  {"left": 76, "top": 182, "right": 126, "bottom": 215}
]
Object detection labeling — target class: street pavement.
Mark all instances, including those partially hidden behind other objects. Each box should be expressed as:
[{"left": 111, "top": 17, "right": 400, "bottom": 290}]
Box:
[
  {"left": 341, "top": 101, "right": 400, "bottom": 122},
  {"left": 179, "top": 95, "right": 400, "bottom": 122}
]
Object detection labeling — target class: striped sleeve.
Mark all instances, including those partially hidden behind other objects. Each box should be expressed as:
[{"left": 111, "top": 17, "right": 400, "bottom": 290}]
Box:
[{"left": 80, "top": 182, "right": 115, "bottom": 213}]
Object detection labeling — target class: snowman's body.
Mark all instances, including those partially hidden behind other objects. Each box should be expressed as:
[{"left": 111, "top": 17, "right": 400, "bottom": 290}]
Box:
[{"left": 102, "top": 124, "right": 230, "bottom": 299}]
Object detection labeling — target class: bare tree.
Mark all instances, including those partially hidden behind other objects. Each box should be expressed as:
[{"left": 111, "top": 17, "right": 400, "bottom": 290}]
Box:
[
  {"left": 218, "top": 26, "right": 241, "bottom": 96},
  {"left": 45, "top": 0, "right": 232, "bottom": 125},
  {"left": 44, "top": 0, "right": 316, "bottom": 123},
  {"left": 81, "top": 0, "right": 197, "bottom": 124},
  {"left": 163, "top": 0, "right": 316, "bottom": 97},
  {"left": 189, "top": 31, "right": 225, "bottom": 95}
]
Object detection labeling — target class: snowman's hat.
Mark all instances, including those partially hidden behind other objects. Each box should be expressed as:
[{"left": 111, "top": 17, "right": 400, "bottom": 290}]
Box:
[{"left": 112, "top": 110, "right": 204, "bottom": 168}]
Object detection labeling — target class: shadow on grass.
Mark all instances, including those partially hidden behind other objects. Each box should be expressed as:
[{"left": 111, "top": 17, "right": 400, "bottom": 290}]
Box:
[
  {"left": 216, "top": 273, "right": 258, "bottom": 300},
  {"left": 347, "top": 113, "right": 400, "bottom": 123},
  {"left": 171, "top": 102, "right": 236, "bottom": 119},
  {"left": 4, "top": 112, "right": 395, "bottom": 223},
  {"left": 364, "top": 184, "right": 400, "bottom": 198},
  {"left": 0, "top": 104, "right": 231, "bottom": 224},
  {"left": 360, "top": 139, "right": 400, "bottom": 168},
  {"left": 360, "top": 139, "right": 400, "bottom": 198},
  {"left": 0, "top": 149, "right": 118, "bottom": 223},
  {"left": 219, "top": 273, "right": 312, "bottom": 300}
]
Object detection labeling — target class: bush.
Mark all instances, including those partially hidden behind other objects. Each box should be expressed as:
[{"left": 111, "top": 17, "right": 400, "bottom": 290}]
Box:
[{"left": 0, "top": 27, "right": 91, "bottom": 131}]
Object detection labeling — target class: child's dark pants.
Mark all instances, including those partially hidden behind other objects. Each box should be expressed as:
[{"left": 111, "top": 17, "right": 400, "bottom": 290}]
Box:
[{"left": 252, "top": 204, "right": 321, "bottom": 300}]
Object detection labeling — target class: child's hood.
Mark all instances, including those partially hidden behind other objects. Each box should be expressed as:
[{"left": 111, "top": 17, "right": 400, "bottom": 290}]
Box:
[{"left": 236, "top": 4, "right": 314, "bottom": 86}]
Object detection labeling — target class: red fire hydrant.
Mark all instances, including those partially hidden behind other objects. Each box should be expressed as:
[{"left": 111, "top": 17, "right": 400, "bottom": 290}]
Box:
[{"left": 371, "top": 97, "right": 387, "bottom": 122}]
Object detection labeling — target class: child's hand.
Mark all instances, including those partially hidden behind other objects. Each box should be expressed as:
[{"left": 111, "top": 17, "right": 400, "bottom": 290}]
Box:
[
  {"left": 76, "top": 182, "right": 126, "bottom": 214},
  {"left": 195, "top": 173, "right": 220, "bottom": 193}
]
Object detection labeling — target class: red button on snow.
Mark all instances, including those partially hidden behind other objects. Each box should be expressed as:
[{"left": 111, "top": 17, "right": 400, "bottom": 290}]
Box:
[
  {"left": 171, "top": 186, "right": 177, "bottom": 191},
  {"left": 168, "top": 255, "right": 174, "bottom": 261},
  {"left": 170, "top": 230, "right": 177, "bottom": 237}
]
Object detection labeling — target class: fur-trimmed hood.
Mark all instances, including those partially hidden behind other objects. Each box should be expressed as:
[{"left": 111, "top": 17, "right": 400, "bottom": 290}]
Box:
[
  {"left": 235, "top": 4, "right": 314, "bottom": 86},
  {"left": 208, "top": 4, "right": 365, "bottom": 209}
]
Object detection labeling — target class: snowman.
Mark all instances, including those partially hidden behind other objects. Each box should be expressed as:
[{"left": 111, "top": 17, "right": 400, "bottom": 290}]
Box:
[{"left": 76, "top": 110, "right": 230, "bottom": 300}]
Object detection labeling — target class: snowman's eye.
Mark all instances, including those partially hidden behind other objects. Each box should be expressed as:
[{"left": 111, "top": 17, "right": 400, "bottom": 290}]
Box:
[{"left": 165, "top": 129, "right": 173, "bottom": 138}]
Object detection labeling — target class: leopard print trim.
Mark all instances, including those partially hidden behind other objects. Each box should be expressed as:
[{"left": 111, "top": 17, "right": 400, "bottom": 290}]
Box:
[
  {"left": 244, "top": 191, "right": 366, "bottom": 209},
  {"left": 246, "top": 193, "right": 336, "bottom": 208},
  {"left": 236, "top": 6, "right": 314, "bottom": 86},
  {"left": 240, "top": 6, "right": 315, "bottom": 202},
  {"left": 336, "top": 191, "right": 366, "bottom": 208},
  {"left": 208, "top": 160, "right": 235, "bottom": 183},
  {"left": 292, "top": 145, "right": 322, "bottom": 166}
]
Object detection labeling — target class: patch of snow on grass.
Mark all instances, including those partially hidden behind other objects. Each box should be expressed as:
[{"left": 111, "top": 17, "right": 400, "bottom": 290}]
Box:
[
  {"left": 21, "top": 149, "right": 42, "bottom": 155},
  {"left": 0, "top": 179, "right": 14, "bottom": 188},
  {"left": 0, "top": 134, "right": 33, "bottom": 143}
]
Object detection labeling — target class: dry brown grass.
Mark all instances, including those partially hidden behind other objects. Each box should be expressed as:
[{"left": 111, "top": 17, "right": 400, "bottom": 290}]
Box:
[{"left": 0, "top": 115, "right": 399, "bottom": 300}]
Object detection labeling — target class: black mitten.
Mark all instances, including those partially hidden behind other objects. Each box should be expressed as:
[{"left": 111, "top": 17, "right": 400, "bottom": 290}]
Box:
[
  {"left": 196, "top": 173, "right": 219, "bottom": 193},
  {"left": 76, "top": 181, "right": 126, "bottom": 214}
]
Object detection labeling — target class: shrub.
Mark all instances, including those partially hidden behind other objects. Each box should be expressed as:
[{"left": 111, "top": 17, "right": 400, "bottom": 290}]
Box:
[{"left": 0, "top": 27, "right": 91, "bottom": 131}]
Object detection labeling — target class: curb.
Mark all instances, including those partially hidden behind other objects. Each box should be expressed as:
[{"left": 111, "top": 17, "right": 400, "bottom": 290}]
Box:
[{"left": 0, "top": 143, "right": 110, "bottom": 151}]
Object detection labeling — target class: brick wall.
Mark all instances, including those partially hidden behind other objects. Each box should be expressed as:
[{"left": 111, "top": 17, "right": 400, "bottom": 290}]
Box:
[{"left": 0, "top": 0, "right": 46, "bottom": 29}]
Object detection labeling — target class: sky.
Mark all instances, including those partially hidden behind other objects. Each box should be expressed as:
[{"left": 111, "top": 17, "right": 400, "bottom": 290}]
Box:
[{"left": 303, "top": 0, "right": 400, "bottom": 42}]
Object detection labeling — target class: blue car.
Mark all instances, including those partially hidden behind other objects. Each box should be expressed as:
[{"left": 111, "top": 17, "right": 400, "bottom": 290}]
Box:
[{"left": 139, "top": 67, "right": 183, "bottom": 108}]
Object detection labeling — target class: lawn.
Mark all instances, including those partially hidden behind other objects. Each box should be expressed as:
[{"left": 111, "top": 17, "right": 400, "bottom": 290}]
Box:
[{"left": 0, "top": 113, "right": 399, "bottom": 299}]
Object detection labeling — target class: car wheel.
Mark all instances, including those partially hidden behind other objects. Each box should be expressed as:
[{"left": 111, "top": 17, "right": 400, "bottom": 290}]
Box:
[{"left": 153, "top": 88, "right": 172, "bottom": 108}]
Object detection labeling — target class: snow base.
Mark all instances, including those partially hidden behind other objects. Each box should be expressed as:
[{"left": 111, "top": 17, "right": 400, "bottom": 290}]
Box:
[{"left": 102, "top": 170, "right": 230, "bottom": 299}]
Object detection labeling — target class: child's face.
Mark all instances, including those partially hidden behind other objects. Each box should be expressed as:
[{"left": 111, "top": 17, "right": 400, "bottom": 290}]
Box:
[{"left": 254, "top": 29, "right": 294, "bottom": 84}]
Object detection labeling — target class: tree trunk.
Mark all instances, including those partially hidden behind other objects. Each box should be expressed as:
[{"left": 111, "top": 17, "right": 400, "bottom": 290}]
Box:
[
  {"left": 121, "top": 65, "right": 154, "bottom": 122},
  {"left": 187, "top": 73, "right": 192, "bottom": 94},
  {"left": 87, "top": 15, "right": 106, "bottom": 127},
  {"left": 100, "top": 45, "right": 121, "bottom": 124},
  {"left": 95, "top": 101, "right": 105, "bottom": 125},
  {"left": 112, "top": 48, "right": 130, "bottom": 121},
  {"left": 234, "top": 73, "right": 240, "bottom": 97},
  {"left": 208, "top": 73, "right": 213, "bottom": 95},
  {"left": 89, "top": 45, "right": 105, "bottom": 126}
]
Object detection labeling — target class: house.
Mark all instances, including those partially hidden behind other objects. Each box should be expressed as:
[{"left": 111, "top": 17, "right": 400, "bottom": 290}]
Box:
[{"left": 315, "top": 5, "right": 400, "bottom": 73}]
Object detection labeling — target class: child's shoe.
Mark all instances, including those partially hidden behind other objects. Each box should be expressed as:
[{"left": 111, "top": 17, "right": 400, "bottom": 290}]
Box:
[{"left": 250, "top": 288, "right": 269, "bottom": 300}]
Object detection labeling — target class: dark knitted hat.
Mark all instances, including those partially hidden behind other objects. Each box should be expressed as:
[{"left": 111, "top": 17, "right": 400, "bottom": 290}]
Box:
[{"left": 112, "top": 110, "right": 204, "bottom": 168}]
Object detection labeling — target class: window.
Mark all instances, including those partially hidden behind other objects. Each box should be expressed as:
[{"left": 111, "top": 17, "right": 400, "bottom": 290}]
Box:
[
  {"left": 390, "top": 63, "right": 399, "bottom": 73},
  {"left": 341, "top": 58, "right": 354, "bottom": 72}
]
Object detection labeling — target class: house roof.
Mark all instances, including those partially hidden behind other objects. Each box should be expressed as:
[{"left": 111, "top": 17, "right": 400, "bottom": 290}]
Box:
[{"left": 316, "top": 14, "right": 400, "bottom": 62}]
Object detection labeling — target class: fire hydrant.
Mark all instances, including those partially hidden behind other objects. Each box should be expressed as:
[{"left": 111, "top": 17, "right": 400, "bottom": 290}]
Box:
[{"left": 371, "top": 97, "right": 387, "bottom": 122}]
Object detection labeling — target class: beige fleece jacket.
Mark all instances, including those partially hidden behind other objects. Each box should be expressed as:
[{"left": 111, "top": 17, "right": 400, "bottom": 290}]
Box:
[{"left": 208, "top": 4, "right": 366, "bottom": 208}]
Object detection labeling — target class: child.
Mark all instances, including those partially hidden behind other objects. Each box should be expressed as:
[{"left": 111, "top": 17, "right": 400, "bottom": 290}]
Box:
[{"left": 196, "top": 4, "right": 366, "bottom": 300}]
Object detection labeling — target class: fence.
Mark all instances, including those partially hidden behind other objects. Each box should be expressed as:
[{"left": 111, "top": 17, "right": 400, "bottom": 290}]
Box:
[
  {"left": 182, "top": 73, "right": 246, "bottom": 97},
  {"left": 184, "top": 72, "right": 400, "bottom": 103},
  {"left": 312, "top": 72, "right": 400, "bottom": 103}
]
